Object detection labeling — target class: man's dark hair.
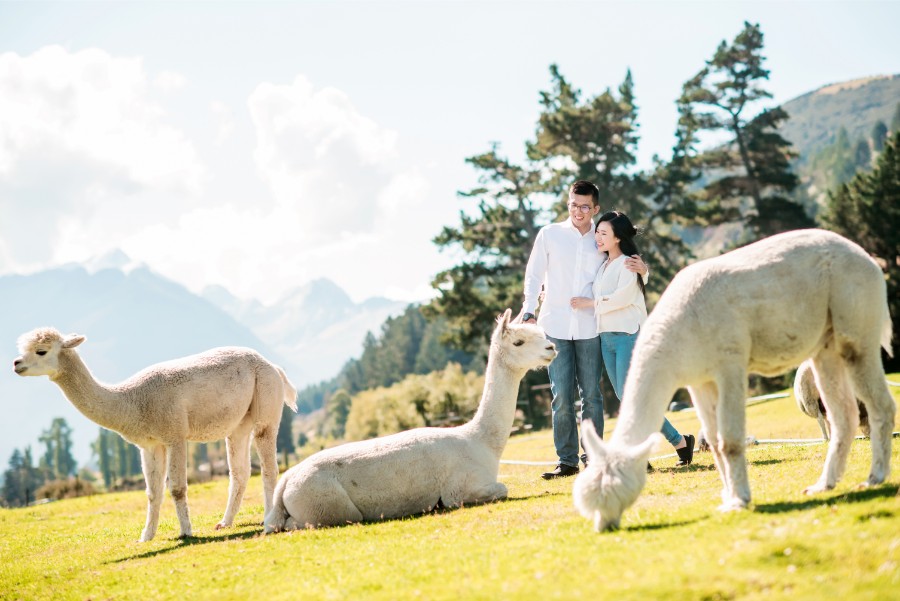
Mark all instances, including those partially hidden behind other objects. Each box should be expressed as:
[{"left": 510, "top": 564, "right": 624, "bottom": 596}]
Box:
[{"left": 570, "top": 180, "right": 600, "bottom": 206}]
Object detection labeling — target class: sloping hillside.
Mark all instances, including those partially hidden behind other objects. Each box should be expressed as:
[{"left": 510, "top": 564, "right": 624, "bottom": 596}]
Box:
[{"left": 780, "top": 74, "right": 900, "bottom": 166}]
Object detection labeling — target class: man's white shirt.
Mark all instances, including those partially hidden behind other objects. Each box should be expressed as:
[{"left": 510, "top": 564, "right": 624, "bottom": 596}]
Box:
[{"left": 523, "top": 218, "right": 605, "bottom": 340}]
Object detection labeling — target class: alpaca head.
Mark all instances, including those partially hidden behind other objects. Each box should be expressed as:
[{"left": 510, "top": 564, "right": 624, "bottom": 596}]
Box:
[
  {"left": 572, "top": 421, "right": 660, "bottom": 532},
  {"left": 491, "top": 309, "right": 557, "bottom": 371},
  {"left": 13, "top": 327, "right": 85, "bottom": 379}
]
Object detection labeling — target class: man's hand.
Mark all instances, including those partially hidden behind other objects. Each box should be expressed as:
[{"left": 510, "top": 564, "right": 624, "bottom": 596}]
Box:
[
  {"left": 518, "top": 309, "right": 537, "bottom": 324},
  {"left": 624, "top": 254, "right": 648, "bottom": 277}
]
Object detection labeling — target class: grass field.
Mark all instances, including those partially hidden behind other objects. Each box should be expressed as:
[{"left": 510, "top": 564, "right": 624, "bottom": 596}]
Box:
[{"left": 2, "top": 380, "right": 899, "bottom": 601}]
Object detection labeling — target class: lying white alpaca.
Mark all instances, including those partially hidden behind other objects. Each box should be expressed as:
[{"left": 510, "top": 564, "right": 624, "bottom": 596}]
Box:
[
  {"left": 794, "top": 359, "right": 870, "bottom": 440},
  {"left": 14, "top": 328, "right": 297, "bottom": 541},
  {"left": 576, "top": 229, "right": 895, "bottom": 531},
  {"left": 263, "top": 309, "right": 556, "bottom": 532}
]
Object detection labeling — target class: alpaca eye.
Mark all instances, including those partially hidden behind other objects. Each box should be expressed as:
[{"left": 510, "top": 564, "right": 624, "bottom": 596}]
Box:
[
  {"left": 513, "top": 340, "right": 524, "bottom": 347},
  {"left": 36, "top": 350, "right": 47, "bottom": 356}
]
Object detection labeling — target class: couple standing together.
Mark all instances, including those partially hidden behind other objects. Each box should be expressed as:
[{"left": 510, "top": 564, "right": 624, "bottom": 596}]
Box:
[{"left": 518, "top": 180, "right": 695, "bottom": 479}]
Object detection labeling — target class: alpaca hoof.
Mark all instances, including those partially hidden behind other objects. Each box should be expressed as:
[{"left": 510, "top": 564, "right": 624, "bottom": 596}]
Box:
[
  {"left": 717, "top": 499, "right": 747, "bottom": 512},
  {"left": 214, "top": 522, "right": 227, "bottom": 530},
  {"left": 803, "top": 482, "right": 833, "bottom": 495}
]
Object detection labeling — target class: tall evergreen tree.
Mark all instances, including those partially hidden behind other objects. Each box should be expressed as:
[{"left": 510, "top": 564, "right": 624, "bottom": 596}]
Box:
[
  {"left": 321, "top": 389, "right": 353, "bottom": 438},
  {"left": 855, "top": 138, "right": 872, "bottom": 170},
  {"left": 680, "top": 21, "right": 811, "bottom": 240},
  {"left": 821, "top": 131, "right": 900, "bottom": 371},
  {"left": 872, "top": 120, "right": 888, "bottom": 153},
  {"left": 276, "top": 405, "right": 296, "bottom": 468},
  {"left": 2, "top": 447, "right": 43, "bottom": 507},
  {"left": 38, "top": 418, "right": 77, "bottom": 480},
  {"left": 428, "top": 144, "right": 551, "bottom": 351}
]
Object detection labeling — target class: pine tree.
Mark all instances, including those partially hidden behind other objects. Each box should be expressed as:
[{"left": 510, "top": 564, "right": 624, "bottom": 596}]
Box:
[
  {"left": 679, "top": 21, "right": 811, "bottom": 239},
  {"left": 276, "top": 405, "right": 296, "bottom": 468},
  {"left": 38, "top": 418, "right": 77, "bottom": 480},
  {"left": 872, "top": 120, "right": 888, "bottom": 153},
  {"left": 821, "top": 131, "right": 900, "bottom": 371},
  {"left": 1, "top": 447, "right": 44, "bottom": 507}
]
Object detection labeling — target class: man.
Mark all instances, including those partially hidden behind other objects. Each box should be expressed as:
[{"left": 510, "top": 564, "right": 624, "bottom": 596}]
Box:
[{"left": 520, "top": 180, "right": 647, "bottom": 479}]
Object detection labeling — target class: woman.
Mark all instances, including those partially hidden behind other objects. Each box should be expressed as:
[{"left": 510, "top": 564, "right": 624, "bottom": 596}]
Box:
[{"left": 571, "top": 211, "right": 694, "bottom": 468}]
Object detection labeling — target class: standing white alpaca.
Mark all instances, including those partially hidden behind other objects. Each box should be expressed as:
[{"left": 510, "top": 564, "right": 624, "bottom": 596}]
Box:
[
  {"left": 573, "top": 229, "right": 895, "bottom": 531},
  {"left": 13, "top": 328, "right": 297, "bottom": 541},
  {"left": 263, "top": 309, "right": 556, "bottom": 532}
]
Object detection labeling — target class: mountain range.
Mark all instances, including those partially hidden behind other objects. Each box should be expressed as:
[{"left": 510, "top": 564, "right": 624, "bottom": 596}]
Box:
[{"left": 0, "top": 258, "right": 406, "bottom": 468}]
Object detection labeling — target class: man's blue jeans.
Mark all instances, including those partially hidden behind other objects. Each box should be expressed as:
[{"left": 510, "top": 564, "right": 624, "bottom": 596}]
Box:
[
  {"left": 601, "top": 330, "right": 682, "bottom": 446},
  {"left": 547, "top": 335, "right": 604, "bottom": 468}
]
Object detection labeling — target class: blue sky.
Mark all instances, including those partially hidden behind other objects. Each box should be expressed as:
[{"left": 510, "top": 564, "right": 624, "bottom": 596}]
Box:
[{"left": 1, "top": 1, "right": 898, "bottom": 305}]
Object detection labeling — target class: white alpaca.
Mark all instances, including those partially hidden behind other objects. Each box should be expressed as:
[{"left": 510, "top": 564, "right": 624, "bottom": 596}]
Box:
[
  {"left": 263, "top": 310, "right": 556, "bottom": 532},
  {"left": 13, "top": 328, "right": 297, "bottom": 541},
  {"left": 794, "top": 359, "right": 870, "bottom": 440},
  {"left": 574, "top": 229, "right": 895, "bottom": 531}
]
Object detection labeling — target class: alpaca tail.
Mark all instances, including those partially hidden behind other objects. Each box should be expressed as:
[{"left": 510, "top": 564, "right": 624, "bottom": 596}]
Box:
[
  {"left": 278, "top": 366, "right": 298, "bottom": 412},
  {"left": 263, "top": 479, "right": 289, "bottom": 534}
]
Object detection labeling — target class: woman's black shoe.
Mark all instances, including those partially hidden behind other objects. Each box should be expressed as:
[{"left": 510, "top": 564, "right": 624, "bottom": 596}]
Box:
[{"left": 676, "top": 434, "right": 695, "bottom": 466}]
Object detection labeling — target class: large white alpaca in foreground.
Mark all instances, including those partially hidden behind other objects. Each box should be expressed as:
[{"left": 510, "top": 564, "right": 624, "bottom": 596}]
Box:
[
  {"left": 14, "top": 328, "right": 297, "bottom": 541},
  {"left": 573, "top": 229, "right": 895, "bottom": 532},
  {"left": 263, "top": 310, "right": 556, "bottom": 532}
]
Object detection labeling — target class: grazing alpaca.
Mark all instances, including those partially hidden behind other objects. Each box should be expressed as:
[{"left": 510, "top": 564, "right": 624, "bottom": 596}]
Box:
[
  {"left": 13, "top": 328, "right": 297, "bottom": 541},
  {"left": 263, "top": 310, "right": 556, "bottom": 532},
  {"left": 575, "top": 229, "right": 894, "bottom": 531},
  {"left": 794, "top": 359, "right": 870, "bottom": 440}
]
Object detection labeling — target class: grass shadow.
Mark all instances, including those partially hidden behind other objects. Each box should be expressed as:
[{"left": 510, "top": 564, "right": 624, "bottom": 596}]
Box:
[
  {"left": 755, "top": 482, "right": 899, "bottom": 514},
  {"left": 108, "top": 527, "right": 263, "bottom": 563},
  {"left": 624, "top": 516, "right": 705, "bottom": 533}
]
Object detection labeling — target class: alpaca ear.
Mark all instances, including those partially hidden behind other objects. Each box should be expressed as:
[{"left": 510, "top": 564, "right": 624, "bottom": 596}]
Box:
[
  {"left": 62, "top": 335, "right": 85, "bottom": 349},
  {"left": 497, "top": 309, "right": 512, "bottom": 331},
  {"left": 627, "top": 433, "right": 662, "bottom": 462},
  {"left": 581, "top": 420, "right": 607, "bottom": 462}
]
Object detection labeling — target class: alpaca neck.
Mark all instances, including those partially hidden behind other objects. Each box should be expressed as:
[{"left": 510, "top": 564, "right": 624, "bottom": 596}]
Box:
[
  {"left": 466, "top": 350, "right": 525, "bottom": 457},
  {"left": 51, "top": 351, "right": 133, "bottom": 435}
]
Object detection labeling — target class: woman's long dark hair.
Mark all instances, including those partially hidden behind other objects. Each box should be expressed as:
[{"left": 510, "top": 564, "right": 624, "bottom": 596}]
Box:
[{"left": 596, "top": 210, "right": 645, "bottom": 297}]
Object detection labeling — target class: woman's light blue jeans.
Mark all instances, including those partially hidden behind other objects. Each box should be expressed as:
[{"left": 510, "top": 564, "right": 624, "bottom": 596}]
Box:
[
  {"left": 601, "top": 330, "right": 682, "bottom": 447},
  {"left": 547, "top": 335, "right": 604, "bottom": 468}
]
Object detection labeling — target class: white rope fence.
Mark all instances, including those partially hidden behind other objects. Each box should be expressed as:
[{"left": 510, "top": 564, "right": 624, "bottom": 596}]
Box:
[{"left": 501, "top": 380, "right": 900, "bottom": 467}]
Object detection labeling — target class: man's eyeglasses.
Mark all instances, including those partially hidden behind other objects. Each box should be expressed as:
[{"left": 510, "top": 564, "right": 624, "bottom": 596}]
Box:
[{"left": 567, "top": 203, "right": 593, "bottom": 213}]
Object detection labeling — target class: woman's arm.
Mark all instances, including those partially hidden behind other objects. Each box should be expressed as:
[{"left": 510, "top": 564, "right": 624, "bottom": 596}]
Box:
[{"left": 596, "top": 268, "right": 641, "bottom": 314}]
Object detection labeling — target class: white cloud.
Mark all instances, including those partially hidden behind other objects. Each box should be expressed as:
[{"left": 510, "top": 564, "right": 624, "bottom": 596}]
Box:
[
  {"left": 210, "top": 100, "right": 235, "bottom": 145},
  {"left": 0, "top": 45, "right": 205, "bottom": 269},
  {"left": 247, "top": 75, "right": 401, "bottom": 244},
  {"left": 0, "top": 49, "right": 458, "bottom": 305},
  {"left": 153, "top": 70, "right": 187, "bottom": 92}
]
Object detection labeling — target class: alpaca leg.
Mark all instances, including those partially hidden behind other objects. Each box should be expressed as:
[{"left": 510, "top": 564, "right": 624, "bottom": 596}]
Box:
[
  {"left": 805, "top": 352, "right": 857, "bottom": 494},
  {"left": 218, "top": 424, "right": 252, "bottom": 529},
  {"left": 457, "top": 481, "right": 509, "bottom": 506},
  {"left": 715, "top": 369, "right": 751, "bottom": 510},
  {"left": 846, "top": 353, "right": 896, "bottom": 486},
  {"left": 139, "top": 445, "right": 166, "bottom": 542},
  {"left": 816, "top": 414, "right": 831, "bottom": 440},
  {"left": 689, "top": 383, "right": 730, "bottom": 504},
  {"left": 253, "top": 423, "right": 279, "bottom": 518},
  {"left": 166, "top": 441, "right": 192, "bottom": 538},
  {"left": 282, "top": 477, "right": 364, "bottom": 528}
]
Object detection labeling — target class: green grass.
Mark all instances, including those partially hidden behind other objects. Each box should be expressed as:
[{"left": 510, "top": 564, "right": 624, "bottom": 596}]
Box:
[{"left": 2, "top": 379, "right": 899, "bottom": 601}]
